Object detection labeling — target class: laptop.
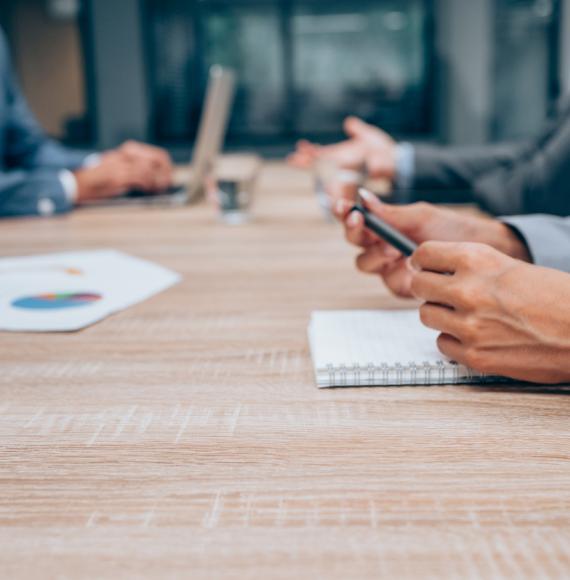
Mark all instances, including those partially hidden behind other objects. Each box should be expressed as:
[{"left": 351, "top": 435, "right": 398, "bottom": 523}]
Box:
[{"left": 106, "top": 65, "right": 237, "bottom": 206}]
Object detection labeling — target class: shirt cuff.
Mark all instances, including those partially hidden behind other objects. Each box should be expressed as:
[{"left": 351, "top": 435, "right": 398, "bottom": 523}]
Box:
[
  {"left": 392, "top": 142, "right": 415, "bottom": 204},
  {"left": 33, "top": 174, "right": 75, "bottom": 217},
  {"left": 83, "top": 153, "right": 102, "bottom": 168},
  {"left": 58, "top": 154, "right": 101, "bottom": 205},
  {"left": 501, "top": 215, "right": 570, "bottom": 273},
  {"left": 58, "top": 169, "right": 78, "bottom": 204}
]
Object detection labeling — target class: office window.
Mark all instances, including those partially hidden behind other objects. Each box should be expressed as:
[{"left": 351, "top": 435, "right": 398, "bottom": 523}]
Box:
[
  {"left": 145, "top": 0, "right": 434, "bottom": 147},
  {"left": 200, "top": 2, "right": 286, "bottom": 139},
  {"left": 291, "top": 1, "right": 429, "bottom": 136},
  {"left": 492, "top": 0, "right": 560, "bottom": 140}
]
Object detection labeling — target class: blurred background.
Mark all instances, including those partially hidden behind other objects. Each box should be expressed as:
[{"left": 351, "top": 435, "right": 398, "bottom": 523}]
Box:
[{"left": 0, "top": 0, "right": 567, "bottom": 159}]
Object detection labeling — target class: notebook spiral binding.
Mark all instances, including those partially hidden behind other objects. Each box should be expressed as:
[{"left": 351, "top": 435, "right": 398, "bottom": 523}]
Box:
[{"left": 321, "top": 360, "right": 486, "bottom": 387}]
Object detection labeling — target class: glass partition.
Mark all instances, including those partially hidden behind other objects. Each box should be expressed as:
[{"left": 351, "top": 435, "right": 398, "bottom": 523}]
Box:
[
  {"left": 291, "top": 0, "right": 430, "bottom": 135},
  {"left": 492, "top": 0, "right": 560, "bottom": 140},
  {"left": 145, "top": 0, "right": 433, "bottom": 146}
]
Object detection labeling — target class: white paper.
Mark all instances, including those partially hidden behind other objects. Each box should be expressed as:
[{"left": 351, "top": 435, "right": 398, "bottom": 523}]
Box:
[
  {"left": 0, "top": 250, "right": 181, "bottom": 332},
  {"left": 309, "top": 310, "right": 444, "bottom": 369}
]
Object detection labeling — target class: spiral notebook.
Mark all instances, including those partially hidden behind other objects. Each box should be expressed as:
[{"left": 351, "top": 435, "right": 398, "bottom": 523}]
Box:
[{"left": 308, "top": 310, "right": 501, "bottom": 388}]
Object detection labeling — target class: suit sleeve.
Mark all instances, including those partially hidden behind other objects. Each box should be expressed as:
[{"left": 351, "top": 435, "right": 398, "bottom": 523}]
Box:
[
  {"left": 0, "top": 32, "right": 92, "bottom": 217},
  {"left": 503, "top": 215, "right": 570, "bottom": 273},
  {"left": 0, "top": 169, "right": 71, "bottom": 217},
  {"left": 472, "top": 110, "right": 570, "bottom": 216},
  {"left": 408, "top": 97, "right": 570, "bottom": 214},
  {"left": 411, "top": 142, "right": 527, "bottom": 197}
]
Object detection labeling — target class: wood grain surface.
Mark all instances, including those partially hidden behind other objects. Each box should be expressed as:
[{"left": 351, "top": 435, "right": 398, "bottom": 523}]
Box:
[{"left": 0, "top": 164, "right": 569, "bottom": 579}]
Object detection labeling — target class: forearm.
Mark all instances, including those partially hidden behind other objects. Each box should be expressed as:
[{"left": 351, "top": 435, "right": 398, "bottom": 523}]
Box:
[
  {"left": 25, "top": 140, "right": 92, "bottom": 171},
  {"left": 0, "top": 170, "right": 73, "bottom": 218},
  {"left": 474, "top": 135, "right": 570, "bottom": 217},
  {"left": 389, "top": 142, "right": 529, "bottom": 209},
  {"left": 396, "top": 141, "right": 570, "bottom": 217}
]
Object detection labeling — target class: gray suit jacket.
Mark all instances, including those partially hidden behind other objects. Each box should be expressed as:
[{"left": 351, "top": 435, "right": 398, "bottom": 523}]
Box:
[
  {"left": 0, "top": 30, "right": 91, "bottom": 218},
  {"left": 408, "top": 100, "right": 570, "bottom": 273},
  {"left": 411, "top": 98, "right": 570, "bottom": 217}
]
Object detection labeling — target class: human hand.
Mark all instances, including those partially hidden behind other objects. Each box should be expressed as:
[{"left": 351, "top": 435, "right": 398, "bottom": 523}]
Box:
[
  {"left": 410, "top": 241, "right": 570, "bottom": 384},
  {"left": 288, "top": 117, "right": 397, "bottom": 179},
  {"left": 336, "top": 190, "right": 531, "bottom": 298},
  {"left": 117, "top": 140, "right": 174, "bottom": 191},
  {"left": 73, "top": 151, "right": 154, "bottom": 202},
  {"left": 74, "top": 142, "right": 174, "bottom": 203}
]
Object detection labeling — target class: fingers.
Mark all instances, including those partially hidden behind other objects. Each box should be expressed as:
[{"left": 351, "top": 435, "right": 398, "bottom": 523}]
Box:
[
  {"left": 358, "top": 188, "right": 383, "bottom": 209},
  {"left": 334, "top": 196, "right": 376, "bottom": 247},
  {"left": 107, "top": 154, "right": 157, "bottom": 193},
  {"left": 345, "top": 211, "right": 368, "bottom": 246},
  {"left": 359, "top": 189, "right": 429, "bottom": 233},
  {"left": 298, "top": 140, "right": 321, "bottom": 158},
  {"left": 336, "top": 194, "right": 414, "bottom": 254},
  {"left": 75, "top": 152, "right": 167, "bottom": 201},
  {"left": 153, "top": 151, "right": 174, "bottom": 189},
  {"left": 119, "top": 141, "right": 174, "bottom": 191},
  {"left": 419, "top": 303, "right": 464, "bottom": 338},
  {"left": 410, "top": 270, "right": 456, "bottom": 306},
  {"left": 333, "top": 198, "right": 355, "bottom": 221},
  {"left": 411, "top": 241, "right": 466, "bottom": 274},
  {"left": 356, "top": 245, "right": 402, "bottom": 274},
  {"left": 327, "top": 180, "right": 359, "bottom": 207},
  {"left": 436, "top": 333, "right": 465, "bottom": 363},
  {"left": 411, "top": 240, "right": 509, "bottom": 276},
  {"left": 288, "top": 140, "right": 321, "bottom": 168},
  {"left": 287, "top": 152, "right": 313, "bottom": 169},
  {"left": 343, "top": 116, "right": 371, "bottom": 139},
  {"left": 110, "top": 169, "right": 133, "bottom": 197},
  {"left": 125, "top": 157, "right": 159, "bottom": 191},
  {"left": 344, "top": 210, "right": 380, "bottom": 248},
  {"left": 380, "top": 261, "right": 414, "bottom": 298},
  {"left": 320, "top": 143, "right": 363, "bottom": 170}
]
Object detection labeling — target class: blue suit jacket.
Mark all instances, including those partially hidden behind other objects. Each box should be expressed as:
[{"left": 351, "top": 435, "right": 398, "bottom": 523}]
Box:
[{"left": 0, "top": 30, "right": 92, "bottom": 217}]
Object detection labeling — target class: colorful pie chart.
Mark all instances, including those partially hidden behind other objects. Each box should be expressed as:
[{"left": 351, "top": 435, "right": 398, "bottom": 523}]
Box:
[{"left": 12, "top": 292, "right": 102, "bottom": 310}]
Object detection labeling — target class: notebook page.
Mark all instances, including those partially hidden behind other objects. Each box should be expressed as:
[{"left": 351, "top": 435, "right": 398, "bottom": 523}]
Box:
[{"left": 309, "top": 310, "right": 447, "bottom": 369}]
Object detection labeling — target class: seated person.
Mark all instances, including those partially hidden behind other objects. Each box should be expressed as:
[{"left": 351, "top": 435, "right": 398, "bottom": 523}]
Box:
[
  {"left": 336, "top": 191, "right": 570, "bottom": 384},
  {"left": 0, "top": 28, "right": 173, "bottom": 218},
  {"left": 289, "top": 107, "right": 570, "bottom": 217}
]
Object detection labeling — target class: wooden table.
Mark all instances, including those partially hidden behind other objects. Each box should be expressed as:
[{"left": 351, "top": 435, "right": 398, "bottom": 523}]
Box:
[{"left": 1, "top": 164, "right": 569, "bottom": 579}]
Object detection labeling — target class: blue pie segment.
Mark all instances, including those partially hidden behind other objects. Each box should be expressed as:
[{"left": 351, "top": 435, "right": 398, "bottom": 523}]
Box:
[{"left": 12, "top": 292, "right": 102, "bottom": 310}]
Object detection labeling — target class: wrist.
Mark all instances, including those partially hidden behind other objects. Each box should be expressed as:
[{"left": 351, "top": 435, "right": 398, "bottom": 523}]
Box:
[
  {"left": 73, "top": 169, "right": 95, "bottom": 203},
  {"left": 495, "top": 222, "right": 532, "bottom": 262}
]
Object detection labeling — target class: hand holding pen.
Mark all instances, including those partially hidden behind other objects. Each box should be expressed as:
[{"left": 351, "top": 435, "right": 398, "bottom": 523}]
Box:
[
  {"left": 350, "top": 188, "right": 417, "bottom": 256},
  {"left": 333, "top": 189, "right": 532, "bottom": 299}
]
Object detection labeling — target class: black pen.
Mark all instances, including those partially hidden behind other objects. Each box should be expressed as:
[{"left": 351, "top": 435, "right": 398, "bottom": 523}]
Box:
[{"left": 350, "top": 188, "right": 418, "bottom": 257}]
